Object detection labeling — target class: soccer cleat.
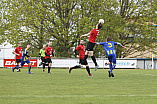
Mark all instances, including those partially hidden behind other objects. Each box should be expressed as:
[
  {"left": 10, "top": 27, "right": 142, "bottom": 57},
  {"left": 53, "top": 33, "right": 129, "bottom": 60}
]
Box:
[
  {"left": 108, "top": 71, "right": 111, "bottom": 77},
  {"left": 17, "top": 69, "right": 21, "bottom": 72},
  {"left": 43, "top": 69, "right": 45, "bottom": 72},
  {"left": 111, "top": 72, "right": 114, "bottom": 77},
  {"left": 48, "top": 72, "right": 51, "bottom": 74},
  {"left": 94, "top": 65, "right": 99, "bottom": 71},
  {"left": 69, "top": 67, "right": 72, "bottom": 73},
  {"left": 89, "top": 74, "right": 94, "bottom": 76},
  {"left": 12, "top": 67, "right": 15, "bottom": 72},
  {"left": 28, "top": 72, "right": 33, "bottom": 74}
]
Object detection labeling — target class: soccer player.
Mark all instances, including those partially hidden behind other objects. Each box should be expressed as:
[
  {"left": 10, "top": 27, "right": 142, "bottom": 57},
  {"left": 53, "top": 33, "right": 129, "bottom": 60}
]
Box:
[
  {"left": 12, "top": 44, "right": 33, "bottom": 74},
  {"left": 45, "top": 42, "right": 55, "bottom": 74},
  {"left": 39, "top": 44, "right": 46, "bottom": 72},
  {"left": 14, "top": 42, "right": 23, "bottom": 72},
  {"left": 80, "top": 23, "right": 102, "bottom": 72},
  {"left": 69, "top": 40, "right": 92, "bottom": 75},
  {"left": 96, "top": 36, "right": 124, "bottom": 77}
]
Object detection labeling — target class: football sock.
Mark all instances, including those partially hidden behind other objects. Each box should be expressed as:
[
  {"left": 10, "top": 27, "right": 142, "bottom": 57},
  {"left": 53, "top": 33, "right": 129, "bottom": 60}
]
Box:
[
  {"left": 81, "top": 55, "right": 88, "bottom": 65},
  {"left": 28, "top": 65, "right": 31, "bottom": 72},
  {"left": 91, "top": 56, "right": 97, "bottom": 66},
  {"left": 71, "top": 66, "right": 81, "bottom": 69},
  {"left": 48, "top": 67, "right": 51, "bottom": 73},
  {"left": 86, "top": 66, "right": 91, "bottom": 75},
  {"left": 43, "top": 63, "right": 45, "bottom": 69},
  {"left": 109, "top": 63, "right": 112, "bottom": 72},
  {"left": 15, "top": 65, "right": 19, "bottom": 69},
  {"left": 112, "top": 64, "right": 116, "bottom": 70}
]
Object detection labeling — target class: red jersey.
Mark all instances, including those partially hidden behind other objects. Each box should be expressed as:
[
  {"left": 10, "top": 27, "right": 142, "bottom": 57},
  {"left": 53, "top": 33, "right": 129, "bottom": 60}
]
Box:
[
  {"left": 76, "top": 44, "right": 85, "bottom": 59},
  {"left": 45, "top": 46, "right": 53, "bottom": 59},
  {"left": 14, "top": 47, "right": 23, "bottom": 59},
  {"left": 89, "top": 29, "right": 100, "bottom": 43}
]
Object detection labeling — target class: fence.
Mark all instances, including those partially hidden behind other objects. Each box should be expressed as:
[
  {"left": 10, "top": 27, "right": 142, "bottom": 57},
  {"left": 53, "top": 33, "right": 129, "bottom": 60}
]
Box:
[{"left": 1, "top": 58, "right": 157, "bottom": 69}]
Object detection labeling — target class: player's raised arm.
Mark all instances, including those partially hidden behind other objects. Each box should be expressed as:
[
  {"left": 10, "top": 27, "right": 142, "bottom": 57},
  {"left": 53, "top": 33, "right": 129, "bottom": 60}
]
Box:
[
  {"left": 95, "top": 42, "right": 100, "bottom": 45},
  {"left": 116, "top": 42, "right": 124, "bottom": 48},
  {"left": 96, "top": 42, "right": 106, "bottom": 45},
  {"left": 80, "top": 32, "right": 90, "bottom": 38}
]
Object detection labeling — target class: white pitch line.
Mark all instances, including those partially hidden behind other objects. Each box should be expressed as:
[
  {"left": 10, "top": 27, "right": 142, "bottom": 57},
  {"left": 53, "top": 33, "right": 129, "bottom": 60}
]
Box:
[
  {"left": 132, "top": 73, "right": 157, "bottom": 77},
  {"left": 0, "top": 95, "right": 157, "bottom": 98}
]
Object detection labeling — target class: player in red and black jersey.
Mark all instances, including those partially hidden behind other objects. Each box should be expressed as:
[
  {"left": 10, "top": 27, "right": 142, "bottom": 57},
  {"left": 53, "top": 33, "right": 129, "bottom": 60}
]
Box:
[
  {"left": 45, "top": 42, "right": 55, "bottom": 74},
  {"left": 80, "top": 23, "right": 102, "bottom": 76},
  {"left": 69, "top": 40, "right": 86, "bottom": 73},
  {"left": 14, "top": 42, "right": 23, "bottom": 72}
]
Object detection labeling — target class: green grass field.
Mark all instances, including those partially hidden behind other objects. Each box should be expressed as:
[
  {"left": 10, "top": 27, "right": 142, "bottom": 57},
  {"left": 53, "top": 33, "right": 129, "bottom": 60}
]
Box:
[{"left": 0, "top": 68, "right": 157, "bottom": 104}]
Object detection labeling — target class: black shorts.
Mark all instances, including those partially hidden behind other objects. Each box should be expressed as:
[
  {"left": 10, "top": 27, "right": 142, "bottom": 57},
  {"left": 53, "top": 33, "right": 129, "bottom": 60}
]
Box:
[
  {"left": 79, "top": 59, "right": 83, "bottom": 64},
  {"left": 86, "top": 41, "right": 95, "bottom": 51},
  {"left": 46, "top": 58, "right": 52, "bottom": 63},
  {"left": 16, "top": 59, "right": 21, "bottom": 63},
  {"left": 41, "top": 57, "right": 46, "bottom": 63}
]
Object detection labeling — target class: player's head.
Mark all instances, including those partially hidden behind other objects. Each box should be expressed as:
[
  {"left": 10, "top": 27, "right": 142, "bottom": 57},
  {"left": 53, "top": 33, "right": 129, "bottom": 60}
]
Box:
[
  {"left": 27, "top": 44, "right": 31, "bottom": 49},
  {"left": 43, "top": 44, "right": 46, "bottom": 49},
  {"left": 48, "top": 42, "right": 52, "bottom": 47},
  {"left": 80, "top": 40, "right": 84, "bottom": 45},
  {"left": 18, "top": 42, "right": 21, "bottom": 47},
  {"left": 106, "top": 36, "right": 112, "bottom": 41},
  {"left": 96, "top": 23, "right": 102, "bottom": 29}
]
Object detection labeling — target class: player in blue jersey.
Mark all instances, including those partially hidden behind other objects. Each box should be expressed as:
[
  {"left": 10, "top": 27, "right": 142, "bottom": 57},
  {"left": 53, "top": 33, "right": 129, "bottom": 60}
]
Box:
[
  {"left": 12, "top": 44, "right": 33, "bottom": 74},
  {"left": 96, "top": 36, "right": 124, "bottom": 77}
]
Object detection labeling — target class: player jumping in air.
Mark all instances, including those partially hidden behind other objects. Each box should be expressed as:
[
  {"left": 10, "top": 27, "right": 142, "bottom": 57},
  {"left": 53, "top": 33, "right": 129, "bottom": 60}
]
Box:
[
  {"left": 96, "top": 36, "right": 124, "bottom": 77},
  {"left": 45, "top": 42, "right": 55, "bottom": 74},
  {"left": 14, "top": 42, "right": 23, "bottom": 72},
  {"left": 39, "top": 44, "right": 47, "bottom": 72},
  {"left": 12, "top": 44, "right": 33, "bottom": 74},
  {"left": 80, "top": 23, "right": 102, "bottom": 74},
  {"left": 69, "top": 40, "right": 92, "bottom": 76}
]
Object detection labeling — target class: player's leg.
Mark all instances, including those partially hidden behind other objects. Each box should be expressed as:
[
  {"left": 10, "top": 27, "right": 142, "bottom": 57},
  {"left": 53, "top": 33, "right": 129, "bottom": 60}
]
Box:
[
  {"left": 110, "top": 55, "right": 116, "bottom": 77},
  {"left": 83, "top": 59, "right": 93, "bottom": 76},
  {"left": 12, "top": 60, "right": 23, "bottom": 72},
  {"left": 89, "top": 51, "right": 98, "bottom": 66},
  {"left": 47, "top": 58, "right": 52, "bottom": 74},
  {"left": 69, "top": 59, "right": 82, "bottom": 73},
  {"left": 16, "top": 59, "right": 21, "bottom": 72},
  {"left": 112, "top": 55, "right": 116, "bottom": 70},
  {"left": 88, "top": 51, "right": 99, "bottom": 71},
  {"left": 107, "top": 55, "right": 112, "bottom": 77},
  {"left": 85, "top": 64, "right": 93, "bottom": 76},
  {"left": 41, "top": 57, "right": 46, "bottom": 72},
  {"left": 27, "top": 60, "right": 33, "bottom": 74}
]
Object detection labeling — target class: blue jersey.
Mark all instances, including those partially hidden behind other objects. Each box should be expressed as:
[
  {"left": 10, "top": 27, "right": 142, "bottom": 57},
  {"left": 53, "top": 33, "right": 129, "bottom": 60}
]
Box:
[
  {"left": 100, "top": 41, "right": 117, "bottom": 56},
  {"left": 21, "top": 48, "right": 29, "bottom": 61}
]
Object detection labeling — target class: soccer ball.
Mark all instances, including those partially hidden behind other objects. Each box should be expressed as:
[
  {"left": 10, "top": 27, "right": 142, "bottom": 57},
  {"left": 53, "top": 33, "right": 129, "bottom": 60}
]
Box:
[{"left": 99, "top": 19, "right": 104, "bottom": 24}]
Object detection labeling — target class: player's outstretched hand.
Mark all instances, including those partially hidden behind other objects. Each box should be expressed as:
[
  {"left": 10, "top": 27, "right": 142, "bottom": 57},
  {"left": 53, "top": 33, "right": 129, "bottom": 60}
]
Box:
[
  {"left": 80, "top": 36, "right": 83, "bottom": 38},
  {"left": 76, "top": 55, "right": 79, "bottom": 58},
  {"left": 53, "top": 56, "right": 55, "bottom": 58},
  {"left": 95, "top": 42, "right": 100, "bottom": 45},
  {"left": 122, "top": 46, "right": 124, "bottom": 48}
]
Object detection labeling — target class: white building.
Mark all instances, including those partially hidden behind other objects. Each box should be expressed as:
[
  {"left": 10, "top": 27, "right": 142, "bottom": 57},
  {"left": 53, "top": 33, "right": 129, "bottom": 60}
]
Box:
[{"left": 0, "top": 41, "right": 15, "bottom": 59}]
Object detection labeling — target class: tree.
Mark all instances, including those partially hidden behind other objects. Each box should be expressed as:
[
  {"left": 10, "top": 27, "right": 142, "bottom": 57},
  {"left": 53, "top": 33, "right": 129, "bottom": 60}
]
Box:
[{"left": 0, "top": 0, "right": 156, "bottom": 58}]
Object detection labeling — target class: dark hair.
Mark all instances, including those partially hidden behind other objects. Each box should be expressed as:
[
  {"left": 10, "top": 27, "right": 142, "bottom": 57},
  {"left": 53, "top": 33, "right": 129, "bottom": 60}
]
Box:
[
  {"left": 27, "top": 43, "right": 30, "bottom": 45},
  {"left": 98, "top": 23, "right": 102, "bottom": 29},
  {"left": 106, "top": 36, "right": 112, "bottom": 41},
  {"left": 18, "top": 42, "right": 21, "bottom": 44}
]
